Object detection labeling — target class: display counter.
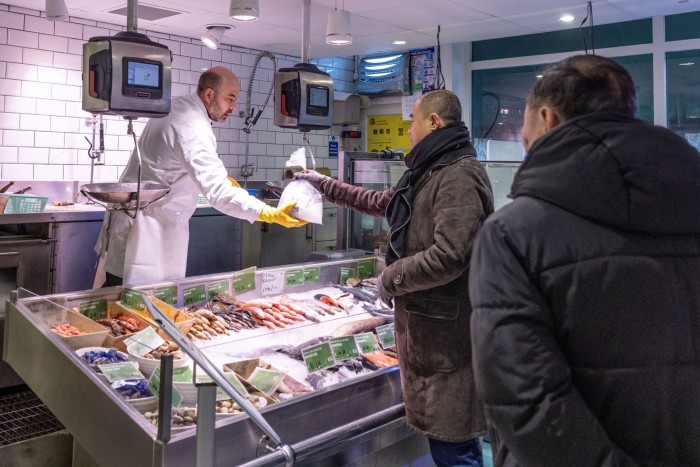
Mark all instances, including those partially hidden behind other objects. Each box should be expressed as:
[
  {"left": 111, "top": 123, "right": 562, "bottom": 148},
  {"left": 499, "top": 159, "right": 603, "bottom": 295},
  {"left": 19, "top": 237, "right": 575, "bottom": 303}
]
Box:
[{"left": 4, "top": 257, "right": 420, "bottom": 466}]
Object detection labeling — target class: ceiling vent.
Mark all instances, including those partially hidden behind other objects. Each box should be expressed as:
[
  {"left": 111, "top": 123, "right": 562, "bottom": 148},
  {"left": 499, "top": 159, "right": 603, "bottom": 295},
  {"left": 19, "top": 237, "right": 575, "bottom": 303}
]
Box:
[{"left": 108, "top": 4, "right": 182, "bottom": 21}]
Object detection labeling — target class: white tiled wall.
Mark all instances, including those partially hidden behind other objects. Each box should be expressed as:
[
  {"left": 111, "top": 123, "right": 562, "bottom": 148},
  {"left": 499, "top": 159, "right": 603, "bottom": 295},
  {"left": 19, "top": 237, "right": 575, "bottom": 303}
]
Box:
[{"left": 0, "top": 3, "right": 356, "bottom": 182}]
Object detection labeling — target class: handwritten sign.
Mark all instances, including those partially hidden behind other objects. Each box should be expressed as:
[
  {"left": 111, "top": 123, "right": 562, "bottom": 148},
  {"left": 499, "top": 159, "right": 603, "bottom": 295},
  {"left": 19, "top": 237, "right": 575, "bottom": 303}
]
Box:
[{"left": 261, "top": 271, "right": 285, "bottom": 296}]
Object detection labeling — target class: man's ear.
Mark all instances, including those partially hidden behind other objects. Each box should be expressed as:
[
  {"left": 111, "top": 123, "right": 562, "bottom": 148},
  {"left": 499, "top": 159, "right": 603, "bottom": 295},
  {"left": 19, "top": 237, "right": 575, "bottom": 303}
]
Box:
[
  {"left": 203, "top": 88, "right": 215, "bottom": 104},
  {"left": 429, "top": 112, "right": 442, "bottom": 130},
  {"left": 540, "top": 105, "right": 563, "bottom": 131}
]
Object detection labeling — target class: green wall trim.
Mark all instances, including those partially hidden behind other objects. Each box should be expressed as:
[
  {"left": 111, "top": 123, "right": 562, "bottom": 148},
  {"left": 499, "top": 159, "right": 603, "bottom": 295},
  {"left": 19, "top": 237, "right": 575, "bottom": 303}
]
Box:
[
  {"left": 666, "top": 12, "right": 700, "bottom": 41},
  {"left": 472, "top": 19, "right": 652, "bottom": 61}
]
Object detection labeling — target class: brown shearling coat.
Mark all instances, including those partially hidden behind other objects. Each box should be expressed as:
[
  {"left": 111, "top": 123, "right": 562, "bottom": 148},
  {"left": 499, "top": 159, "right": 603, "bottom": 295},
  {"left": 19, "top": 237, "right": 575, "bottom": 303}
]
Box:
[{"left": 322, "top": 148, "right": 494, "bottom": 441}]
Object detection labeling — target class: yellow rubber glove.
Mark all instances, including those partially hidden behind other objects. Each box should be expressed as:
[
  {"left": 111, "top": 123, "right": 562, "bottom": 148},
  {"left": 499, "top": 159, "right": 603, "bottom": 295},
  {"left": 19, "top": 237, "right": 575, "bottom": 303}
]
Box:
[
  {"left": 227, "top": 176, "right": 241, "bottom": 188},
  {"left": 256, "top": 201, "right": 308, "bottom": 228}
]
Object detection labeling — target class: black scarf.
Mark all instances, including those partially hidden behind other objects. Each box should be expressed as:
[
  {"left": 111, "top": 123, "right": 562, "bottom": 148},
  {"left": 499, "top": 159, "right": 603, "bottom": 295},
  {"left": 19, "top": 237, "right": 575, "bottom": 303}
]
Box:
[{"left": 385, "top": 121, "right": 472, "bottom": 265}]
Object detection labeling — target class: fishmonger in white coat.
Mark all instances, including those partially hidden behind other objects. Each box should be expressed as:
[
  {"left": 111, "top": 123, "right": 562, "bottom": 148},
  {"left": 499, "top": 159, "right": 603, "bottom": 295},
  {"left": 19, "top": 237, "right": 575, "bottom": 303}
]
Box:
[{"left": 95, "top": 66, "right": 305, "bottom": 286}]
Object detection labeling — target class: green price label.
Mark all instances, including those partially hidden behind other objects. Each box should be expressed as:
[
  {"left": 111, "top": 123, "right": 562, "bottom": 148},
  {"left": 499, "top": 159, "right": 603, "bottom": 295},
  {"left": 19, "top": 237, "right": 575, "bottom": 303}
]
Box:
[
  {"left": 208, "top": 280, "right": 229, "bottom": 299},
  {"left": 149, "top": 367, "right": 183, "bottom": 407},
  {"left": 233, "top": 268, "right": 256, "bottom": 293},
  {"left": 154, "top": 285, "right": 178, "bottom": 305},
  {"left": 303, "top": 267, "right": 320, "bottom": 283},
  {"left": 340, "top": 267, "right": 354, "bottom": 285},
  {"left": 376, "top": 323, "right": 396, "bottom": 349},
  {"left": 172, "top": 366, "right": 194, "bottom": 383},
  {"left": 354, "top": 332, "right": 380, "bottom": 353},
  {"left": 79, "top": 298, "right": 108, "bottom": 320},
  {"left": 196, "top": 373, "right": 249, "bottom": 401},
  {"left": 357, "top": 258, "right": 375, "bottom": 279},
  {"left": 121, "top": 288, "right": 145, "bottom": 311},
  {"left": 301, "top": 342, "right": 335, "bottom": 373},
  {"left": 183, "top": 284, "right": 206, "bottom": 306},
  {"left": 330, "top": 336, "right": 359, "bottom": 361},
  {"left": 285, "top": 269, "right": 304, "bottom": 287}
]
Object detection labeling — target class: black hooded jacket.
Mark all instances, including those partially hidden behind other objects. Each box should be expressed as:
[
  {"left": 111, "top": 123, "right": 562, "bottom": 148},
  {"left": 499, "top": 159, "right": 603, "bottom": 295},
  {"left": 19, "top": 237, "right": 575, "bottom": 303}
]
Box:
[{"left": 469, "top": 113, "right": 700, "bottom": 466}]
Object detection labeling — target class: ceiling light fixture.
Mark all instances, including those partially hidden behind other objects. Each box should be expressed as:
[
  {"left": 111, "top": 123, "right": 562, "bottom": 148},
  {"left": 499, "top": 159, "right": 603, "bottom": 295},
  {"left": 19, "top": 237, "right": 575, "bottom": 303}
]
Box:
[
  {"left": 326, "top": 0, "right": 352, "bottom": 45},
  {"left": 559, "top": 14, "right": 575, "bottom": 23},
  {"left": 45, "top": 0, "right": 68, "bottom": 21},
  {"left": 230, "top": 0, "right": 259, "bottom": 21},
  {"left": 391, "top": 40, "right": 406, "bottom": 45},
  {"left": 201, "top": 24, "right": 233, "bottom": 49}
]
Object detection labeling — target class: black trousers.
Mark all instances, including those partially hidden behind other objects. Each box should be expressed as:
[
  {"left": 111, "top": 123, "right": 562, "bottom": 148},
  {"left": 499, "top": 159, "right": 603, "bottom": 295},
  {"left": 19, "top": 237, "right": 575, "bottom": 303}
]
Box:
[{"left": 103, "top": 272, "right": 123, "bottom": 287}]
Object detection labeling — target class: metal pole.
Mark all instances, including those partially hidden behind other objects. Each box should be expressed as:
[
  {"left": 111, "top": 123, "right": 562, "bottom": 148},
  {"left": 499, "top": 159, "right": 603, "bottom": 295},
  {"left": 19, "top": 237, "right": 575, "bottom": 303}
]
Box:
[
  {"left": 196, "top": 384, "right": 217, "bottom": 467},
  {"left": 126, "top": 0, "right": 138, "bottom": 33},
  {"left": 301, "top": 0, "right": 310, "bottom": 63}
]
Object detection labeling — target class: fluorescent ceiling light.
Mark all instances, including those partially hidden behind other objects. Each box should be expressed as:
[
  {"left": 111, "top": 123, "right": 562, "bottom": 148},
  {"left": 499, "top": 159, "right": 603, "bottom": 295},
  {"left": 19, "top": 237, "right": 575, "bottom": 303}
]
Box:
[
  {"left": 230, "top": 0, "right": 259, "bottom": 21},
  {"left": 391, "top": 40, "right": 406, "bottom": 45},
  {"left": 559, "top": 14, "right": 575, "bottom": 23}
]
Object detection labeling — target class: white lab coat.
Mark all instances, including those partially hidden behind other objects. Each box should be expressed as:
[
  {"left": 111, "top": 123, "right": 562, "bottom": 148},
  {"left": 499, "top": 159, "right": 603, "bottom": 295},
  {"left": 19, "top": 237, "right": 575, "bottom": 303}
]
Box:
[{"left": 95, "top": 93, "right": 266, "bottom": 285}]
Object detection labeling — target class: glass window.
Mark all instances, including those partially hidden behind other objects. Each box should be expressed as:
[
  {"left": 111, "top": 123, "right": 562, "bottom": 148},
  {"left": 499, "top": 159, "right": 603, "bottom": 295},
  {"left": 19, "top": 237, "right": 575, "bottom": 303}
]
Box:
[{"left": 667, "top": 50, "right": 700, "bottom": 150}]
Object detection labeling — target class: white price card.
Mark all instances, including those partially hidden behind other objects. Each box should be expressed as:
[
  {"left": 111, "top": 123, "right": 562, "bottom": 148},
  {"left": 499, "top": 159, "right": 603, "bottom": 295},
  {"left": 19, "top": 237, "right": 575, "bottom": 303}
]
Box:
[
  {"left": 98, "top": 361, "right": 144, "bottom": 383},
  {"left": 261, "top": 271, "right": 285, "bottom": 296},
  {"left": 124, "top": 327, "right": 165, "bottom": 357}
]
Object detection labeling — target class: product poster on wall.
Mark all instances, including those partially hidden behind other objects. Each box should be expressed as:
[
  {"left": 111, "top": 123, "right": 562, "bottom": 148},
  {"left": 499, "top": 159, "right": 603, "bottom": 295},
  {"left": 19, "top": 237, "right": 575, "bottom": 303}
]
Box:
[
  {"left": 410, "top": 47, "right": 436, "bottom": 94},
  {"left": 367, "top": 116, "right": 411, "bottom": 153}
]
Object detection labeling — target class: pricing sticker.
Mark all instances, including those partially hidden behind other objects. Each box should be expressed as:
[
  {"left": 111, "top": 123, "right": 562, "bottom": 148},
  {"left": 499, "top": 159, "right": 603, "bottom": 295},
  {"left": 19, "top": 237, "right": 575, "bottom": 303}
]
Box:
[
  {"left": 79, "top": 298, "right": 108, "bottom": 320},
  {"left": 153, "top": 285, "right": 178, "bottom": 305},
  {"left": 303, "top": 267, "right": 320, "bottom": 283},
  {"left": 354, "top": 332, "right": 380, "bottom": 354},
  {"left": 149, "top": 367, "right": 183, "bottom": 407},
  {"left": 233, "top": 267, "right": 256, "bottom": 293},
  {"left": 330, "top": 336, "right": 359, "bottom": 361},
  {"left": 285, "top": 269, "right": 304, "bottom": 287},
  {"left": 183, "top": 284, "right": 206, "bottom": 306},
  {"left": 172, "top": 366, "right": 194, "bottom": 383},
  {"left": 246, "top": 367, "right": 285, "bottom": 395},
  {"left": 340, "top": 267, "right": 355, "bottom": 285},
  {"left": 357, "top": 258, "right": 375, "bottom": 279},
  {"left": 196, "top": 373, "right": 249, "bottom": 401},
  {"left": 121, "top": 288, "right": 146, "bottom": 311},
  {"left": 301, "top": 342, "right": 335, "bottom": 373},
  {"left": 98, "top": 361, "right": 144, "bottom": 383},
  {"left": 207, "top": 280, "right": 229, "bottom": 299},
  {"left": 376, "top": 323, "right": 396, "bottom": 349},
  {"left": 261, "top": 271, "right": 285, "bottom": 296},
  {"left": 124, "top": 327, "right": 165, "bottom": 357}
]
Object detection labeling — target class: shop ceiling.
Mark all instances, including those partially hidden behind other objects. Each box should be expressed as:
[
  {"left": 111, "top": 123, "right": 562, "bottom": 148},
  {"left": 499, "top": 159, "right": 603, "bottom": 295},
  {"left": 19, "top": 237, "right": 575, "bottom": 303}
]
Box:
[{"left": 5, "top": 0, "right": 700, "bottom": 58}]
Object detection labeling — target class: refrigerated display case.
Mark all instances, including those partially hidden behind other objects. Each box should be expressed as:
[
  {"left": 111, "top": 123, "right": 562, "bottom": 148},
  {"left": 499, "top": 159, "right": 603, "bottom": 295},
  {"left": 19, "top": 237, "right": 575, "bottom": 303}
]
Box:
[
  {"left": 336, "top": 151, "right": 521, "bottom": 252},
  {"left": 3, "top": 257, "right": 426, "bottom": 466}
]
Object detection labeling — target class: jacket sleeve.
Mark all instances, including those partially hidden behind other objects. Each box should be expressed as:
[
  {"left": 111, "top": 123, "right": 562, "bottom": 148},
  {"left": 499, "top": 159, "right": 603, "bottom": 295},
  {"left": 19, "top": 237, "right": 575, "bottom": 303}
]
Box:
[
  {"left": 468, "top": 218, "right": 636, "bottom": 467},
  {"left": 321, "top": 177, "right": 394, "bottom": 218}
]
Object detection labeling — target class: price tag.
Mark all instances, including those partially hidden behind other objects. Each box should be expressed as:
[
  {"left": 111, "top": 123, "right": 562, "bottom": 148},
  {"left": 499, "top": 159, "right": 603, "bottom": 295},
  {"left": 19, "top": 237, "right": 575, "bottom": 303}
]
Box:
[
  {"left": 149, "top": 367, "right": 183, "bottom": 407},
  {"left": 330, "top": 336, "right": 359, "bottom": 361},
  {"left": 154, "top": 285, "right": 178, "bottom": 305},
  {"left": 301, "top": 342, "right": 335, "bottom": 373},
  {"left": 183, "top": 284, "right": 206, "bottom": 306},
  {"left": 207, "top": 280, "right": 229, "bottom": 299},
  {"left": 354, "top": 332, "right": 380, "bottom": 353},
  {"left": 246, "top": 367, "right": 285, "bottom": 395},
  {"left": 121, "top": 288, "right": 145, "bottom": 311},
  {"left": 376, "top": 323, "right": 396, "bottom": 349},
  {"left": 98, "top": 361, "right": 144, "bottom": 383},
  {"left": 261, "top": 271, "right": 285, "bottom": 296},
  {"left": 196, "top": 373, "right": 249, "bottom": 401},
  {"left": 340, "top": 267, "right": 354, "bottom": 285},
  {"left": 303, "top": 267, "right": 320, "bottom": 283},
  {"left": 79, "top": 298, "right": 108, "bottom": 320},
  {"left": 285, "top": 269, "right": 304, "bottom": 287},
  {"left": 357, "top": 258, "right": 375, "bottom": 279},
  {"left": 233, "top": 267, "right": 256, "bottom": 293},
  {"left": 172, "top": 366, "right": 194, "bottom": 383},
  {"left": 124, "top": 327, "right": 165, "bottom": 357}
]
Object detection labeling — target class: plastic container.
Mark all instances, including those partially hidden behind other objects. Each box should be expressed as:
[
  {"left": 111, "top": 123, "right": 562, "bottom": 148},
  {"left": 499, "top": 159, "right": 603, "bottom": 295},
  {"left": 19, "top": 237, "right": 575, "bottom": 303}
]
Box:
[
  {"left": 0, "top": 194, "right": 49, "bottom": 214},
  {"left": 127, "top": 349, "right": 191, "bottom": 376}
]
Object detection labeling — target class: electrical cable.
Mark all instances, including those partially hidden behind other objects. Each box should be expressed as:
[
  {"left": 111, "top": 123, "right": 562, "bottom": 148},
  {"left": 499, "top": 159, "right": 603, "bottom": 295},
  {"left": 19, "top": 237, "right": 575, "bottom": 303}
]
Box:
[
  {"left": 579, "top": 1, "right": 595, "bottom": 55},
  {"left": 481, "top": 92, "right": 501, "bottom": 139},
  {"left": 435, "top": 25, "right": 445, "bottom": 89}
]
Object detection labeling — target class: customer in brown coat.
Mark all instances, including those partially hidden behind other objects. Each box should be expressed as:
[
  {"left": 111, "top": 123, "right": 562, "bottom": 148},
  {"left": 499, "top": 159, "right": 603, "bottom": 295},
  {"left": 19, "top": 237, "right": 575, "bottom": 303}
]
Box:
[{"left": 296, "top": 89, "right": 494, "bottom": 466}]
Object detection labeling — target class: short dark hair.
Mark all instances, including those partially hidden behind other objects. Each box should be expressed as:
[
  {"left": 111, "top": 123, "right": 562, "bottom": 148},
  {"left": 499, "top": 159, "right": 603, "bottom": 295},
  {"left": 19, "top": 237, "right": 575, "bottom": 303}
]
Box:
[
  {"left": 419, "top": 89, "right": 462, "bottom": 123},
  {"left": 527, "top": 54, "right": 637, "bottom": 119},
  {"left": 197, "top": 69, "right": 223, "bottom": 94}
]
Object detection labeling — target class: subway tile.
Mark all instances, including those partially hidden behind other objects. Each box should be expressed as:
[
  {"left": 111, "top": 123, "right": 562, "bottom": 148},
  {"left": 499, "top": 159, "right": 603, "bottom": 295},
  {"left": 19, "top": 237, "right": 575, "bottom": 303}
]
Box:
[
  {"left": 64, "top": 101, "right": 83, "bottom": 117},
  {"left": 53, "top": 52, "right": 81, "bottom": 70},
  {"left": 267, "top": 143, "right": 283, "bottom": 157},
  {"left": 20, "top": 113, "right": 50, "bottom": 131},
  {"left": 4, "top": 95, "right": 35, "bottom": 113},
  {"left": 54, "top": 21, "right": 83, "bottom": 39},
  {"left": 171, "top": 55, "right": 191, "bottom": 70},
  {"left": 8, "top": 29, "right": 38, "bottom": 48},
  {"left": 0, "top": 11, "right": 24, "bottom": 30},
  {"left": 19, "top": 147, "right": 49, "bottom": 163},
  {"left": 156, "top": 38, "right": 181, "bottom": 55},
  {"left": 2, "top": 164, "right": 34, "bottom": 179},
  {"left": 0, "top": 44, "right": 23, "bottom": 63},
  {"left": 82, "top": 25, "right": 111, "bottom": 41},
  {"left": 275, "top": 132, "right": 293, "bottom": 145},
  {"left": 0, "top": 146, "right": 18, "bottom": 163},
  {"left": 103, "top": 150, "right": 130, "bottom": 167},
  {"left": 49, "top": 147, "right": 77, "bottom": 164},
  {"left": 39, "top": 34, "right": 68, "bottom": 53},
  {"left": 51, "top": 83, "right": 80, "bottom": 101},
  {"left": 222, "top": 49, "right": 242, "bottom": 65},
  {"left": 67, "top": 38, "right": 82, "bottom": 55},
  {"left": 65, "top": 69, "right": 82, "bottom": 86},
  {"left": 201, "top": 47, "right": 222, "bottom": 62},
  {"left": 0, "top": 28, "right": 6, "bottom": 45},
  {"left": 22, "top": 48, "right": 52, "bottom": 66},
  {"left": 35, "top": 131, "right": 64, "bottom": 148},
  {"left": 0, "top": 112, "right": 19, "bottom": 129},
  {"left": 0, "top": 96, "right": 3, "bottom": 112},
  {"left": 24, "top": 15, "right": 54, "bottom": 35},
  {"left": 64, "top": 164, "right": 91, "bottom": 181},
  {"left": 90, "top": 163, "right": 119, "bottom": 181},
  {"left": 33, "top": 164, "right": 64, "bottom": 180},
  {"left": 6, "top": 62, "right": 37, "bottom": 81},
  {"left": 64, "top": 132, "right": 88, "bottom": 151},
  {"left": 37, "top": 66, "right": 66, "bottom": 84},
  {"left": 171, "top": 82, "right": 190, "bottom": 97},
  {"left": 2, "top": 129, "right": 33, "bottom": 146},
  {"left": 21, "top": 80, "right": 51, "bottom": 98},
  {"left": 51, "top": 115, "right": 80, "bottom": 132},
  {"left": 180, "top": 42, "right": 202, "bottom": 59},
  {"left": 191, "top": 58, "right": 211, "bottom": 72}
]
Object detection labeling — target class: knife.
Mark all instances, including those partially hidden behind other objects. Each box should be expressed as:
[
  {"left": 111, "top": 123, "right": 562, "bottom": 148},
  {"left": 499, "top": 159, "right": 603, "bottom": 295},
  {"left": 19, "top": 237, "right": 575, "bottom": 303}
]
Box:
[
  {"left": 0, "top": 182, "right": 14, "bottom": 193},
  {"left": 14, "top": 186, "right": 31, "bottom": 195}
]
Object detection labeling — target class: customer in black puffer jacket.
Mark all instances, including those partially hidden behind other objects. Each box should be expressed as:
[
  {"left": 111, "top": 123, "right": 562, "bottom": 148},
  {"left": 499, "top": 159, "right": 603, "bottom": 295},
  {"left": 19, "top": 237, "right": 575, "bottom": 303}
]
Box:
[{"left": 469, "top": 54, "right": 700, "bottom": 466}]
